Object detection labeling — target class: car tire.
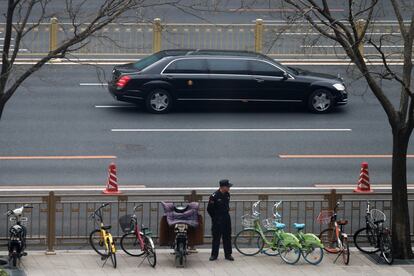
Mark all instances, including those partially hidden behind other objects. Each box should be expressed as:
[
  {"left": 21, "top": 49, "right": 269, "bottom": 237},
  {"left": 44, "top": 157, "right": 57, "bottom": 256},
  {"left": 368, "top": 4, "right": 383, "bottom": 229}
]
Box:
[
  {"left": 145, "top": 89, "right": 173, "bottom": 114},
  {"left": 307, "top": 89, "right": 334, "bottom": 113}
]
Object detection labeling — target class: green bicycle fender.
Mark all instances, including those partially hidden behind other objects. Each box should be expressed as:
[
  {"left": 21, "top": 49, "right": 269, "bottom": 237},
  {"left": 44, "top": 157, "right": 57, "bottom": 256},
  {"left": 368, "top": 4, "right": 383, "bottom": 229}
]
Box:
[
  {"left": 302, "top": 233, "right": 324, "bottom": 248},
  {"left": 280, "top": 232, "right": 302, "bottom": 248}
]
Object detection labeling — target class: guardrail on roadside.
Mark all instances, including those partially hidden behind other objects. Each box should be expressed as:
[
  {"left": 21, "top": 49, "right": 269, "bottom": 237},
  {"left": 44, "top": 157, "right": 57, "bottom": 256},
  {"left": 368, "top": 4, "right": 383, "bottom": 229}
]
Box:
[
  {"left": 0, "top": 188, "right": 413, "bottom": 253},
  {"left": 0, "top": 18, "right": 409, "bottom": 58}
]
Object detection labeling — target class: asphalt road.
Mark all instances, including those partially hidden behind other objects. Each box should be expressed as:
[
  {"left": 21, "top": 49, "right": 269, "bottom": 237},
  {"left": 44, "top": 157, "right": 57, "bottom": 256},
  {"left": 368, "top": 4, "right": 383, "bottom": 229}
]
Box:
[
  {"left": 0, "top": 62, "right": 413, "bottom": 188},
  {"left": 0, "top": 0, "right": 408, "bottom": 24}
]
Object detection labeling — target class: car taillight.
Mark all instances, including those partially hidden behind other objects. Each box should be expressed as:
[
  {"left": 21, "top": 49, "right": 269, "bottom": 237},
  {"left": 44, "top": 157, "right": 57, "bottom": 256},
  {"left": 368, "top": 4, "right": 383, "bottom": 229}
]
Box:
[{"left": 116, "top": 75, "right": 131, "bottom": 88}]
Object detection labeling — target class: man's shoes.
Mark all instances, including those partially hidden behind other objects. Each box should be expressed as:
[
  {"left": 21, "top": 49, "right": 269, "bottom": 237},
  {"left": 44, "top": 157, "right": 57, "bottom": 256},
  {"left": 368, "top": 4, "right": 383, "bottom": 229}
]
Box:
[
  {"left": 209, "top": 256, "right": 218, "bottom": 261},
  {"left": 225, "top": 255, "right": 234, "bottom": 261}
]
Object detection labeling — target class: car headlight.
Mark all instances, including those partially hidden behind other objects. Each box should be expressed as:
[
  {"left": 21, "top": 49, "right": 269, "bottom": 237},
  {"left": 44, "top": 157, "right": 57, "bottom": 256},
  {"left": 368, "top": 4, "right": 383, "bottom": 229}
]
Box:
[{"left": 333, "top": 83, "right": 345, "bottom": 91}]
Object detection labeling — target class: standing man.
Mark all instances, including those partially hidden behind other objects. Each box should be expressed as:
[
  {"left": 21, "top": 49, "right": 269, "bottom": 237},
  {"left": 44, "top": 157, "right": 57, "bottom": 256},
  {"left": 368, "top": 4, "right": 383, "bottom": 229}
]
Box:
[{"left": 207, "top": 179, "right": 234, "bottom": 261}]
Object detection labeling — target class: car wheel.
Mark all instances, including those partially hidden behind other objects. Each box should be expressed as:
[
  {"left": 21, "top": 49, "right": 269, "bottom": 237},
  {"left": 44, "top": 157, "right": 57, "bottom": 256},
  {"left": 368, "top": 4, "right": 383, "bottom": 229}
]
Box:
[
  {"left": 307, "top": 89, "right": 334, "bottom": 113},
  {"left": 145, "top": 89, "right": 173, "bottom": 114}
]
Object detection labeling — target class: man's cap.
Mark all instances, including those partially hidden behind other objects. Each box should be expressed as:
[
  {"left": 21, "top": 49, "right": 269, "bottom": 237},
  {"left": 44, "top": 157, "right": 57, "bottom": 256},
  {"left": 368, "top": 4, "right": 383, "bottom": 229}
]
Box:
[{"left": 219, "top": 179, "right": 233, "bottom": 187}]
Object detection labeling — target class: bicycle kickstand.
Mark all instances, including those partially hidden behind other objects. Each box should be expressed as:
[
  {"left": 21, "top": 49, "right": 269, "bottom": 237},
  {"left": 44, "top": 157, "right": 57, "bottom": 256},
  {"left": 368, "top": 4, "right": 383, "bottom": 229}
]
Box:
[
  {"left": 137, "top": 254, "right": 148, "bottom": 267},
  {"left": 101, "top": 255, "right": 109, "bottom": 267},
  {"left": 333, "top": 251, "right": 343, "bottom": 264}
]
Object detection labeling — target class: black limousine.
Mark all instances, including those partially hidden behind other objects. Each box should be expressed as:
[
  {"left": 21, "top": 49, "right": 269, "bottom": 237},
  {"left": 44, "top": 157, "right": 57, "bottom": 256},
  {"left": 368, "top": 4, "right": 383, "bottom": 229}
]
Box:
[{"left": 108, "top": 49, "right": 348, "bottom": 114}]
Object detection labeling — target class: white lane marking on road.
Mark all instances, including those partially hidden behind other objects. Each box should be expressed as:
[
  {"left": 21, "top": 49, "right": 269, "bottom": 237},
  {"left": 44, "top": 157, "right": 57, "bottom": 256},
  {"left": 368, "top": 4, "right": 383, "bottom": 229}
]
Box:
[
  {"left": 80, "top": 83, "right": 108, "bottom": 86},
  {"left": 2, "top": 186, "right": 410, "bottom": 193},
  {"left": 301, "top": 45, "right": 404, "bottom": 48},
  {"left": 273, "top": 32, "right": 401, "bottom": 35},
  {"left": 111, "top": 128, "right": 352, "bottom": 132},
  {"left": 95, "top": 105, "right": 136, "bottom": 108}
]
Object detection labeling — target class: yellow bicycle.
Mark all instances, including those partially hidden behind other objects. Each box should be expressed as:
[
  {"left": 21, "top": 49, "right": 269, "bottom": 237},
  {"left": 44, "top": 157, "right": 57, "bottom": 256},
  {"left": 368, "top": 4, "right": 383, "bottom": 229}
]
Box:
[{"left": 89, "top": 203, "right": 117, "bottom": 268}]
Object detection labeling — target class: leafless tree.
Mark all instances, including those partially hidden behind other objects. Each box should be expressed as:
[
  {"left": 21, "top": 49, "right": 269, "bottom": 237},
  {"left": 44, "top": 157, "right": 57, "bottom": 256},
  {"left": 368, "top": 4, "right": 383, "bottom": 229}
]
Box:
[
  {"left": 0, "top": 0, "right": 188, "bottom": 119},
  {"left": 281, "top": 0, "right": 414, "bottom": 259}
]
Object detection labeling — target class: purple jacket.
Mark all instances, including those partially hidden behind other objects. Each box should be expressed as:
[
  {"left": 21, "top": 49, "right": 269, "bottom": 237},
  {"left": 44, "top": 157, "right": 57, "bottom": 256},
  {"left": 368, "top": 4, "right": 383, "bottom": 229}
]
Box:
[{"left": 161, "top": 202, "right": 199, "bottom": 227}]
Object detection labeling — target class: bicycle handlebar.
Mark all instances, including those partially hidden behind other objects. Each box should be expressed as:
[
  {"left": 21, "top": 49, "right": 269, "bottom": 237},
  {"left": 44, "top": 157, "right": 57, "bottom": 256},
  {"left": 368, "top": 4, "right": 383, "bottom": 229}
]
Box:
[
  {"left": 133, "top": 204, "right": 143, "bottom": 212},
  {"left": 273, "top": 201, "right": 282, "bottom": 218},
  {"left": 252, "top": 201, "right": 261, "bottom": 216}
]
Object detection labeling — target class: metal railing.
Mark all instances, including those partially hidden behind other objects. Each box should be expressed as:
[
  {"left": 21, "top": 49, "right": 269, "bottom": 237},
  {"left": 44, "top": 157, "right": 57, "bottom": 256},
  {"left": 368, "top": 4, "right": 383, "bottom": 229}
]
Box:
[
  {"left": 0, "top": 18, "right": 409, "bottom": 58},
  {"left": 0, "top": 189, "right": 413, "bottom": 253}
]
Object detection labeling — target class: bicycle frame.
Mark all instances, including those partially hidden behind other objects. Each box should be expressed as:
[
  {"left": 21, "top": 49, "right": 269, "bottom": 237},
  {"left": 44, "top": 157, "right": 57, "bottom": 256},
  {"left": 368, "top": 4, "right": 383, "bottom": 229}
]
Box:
[
  {"left": 130, "top": 205, "right": 146, "bottom": 251},
  {"left": 92, "top": 204, "right": 116, "bottom": 254}
]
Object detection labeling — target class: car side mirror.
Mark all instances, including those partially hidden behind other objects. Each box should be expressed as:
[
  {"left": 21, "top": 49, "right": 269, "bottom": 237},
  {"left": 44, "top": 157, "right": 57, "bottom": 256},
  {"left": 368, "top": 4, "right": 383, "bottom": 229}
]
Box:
[{"left": 282, "top": 72, "right": 289, "bottom": 80}]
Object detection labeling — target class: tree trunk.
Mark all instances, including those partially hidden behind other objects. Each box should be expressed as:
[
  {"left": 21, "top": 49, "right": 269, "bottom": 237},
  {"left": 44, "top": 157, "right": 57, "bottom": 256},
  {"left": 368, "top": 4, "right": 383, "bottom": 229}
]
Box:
[
  {"left": 391, "top": 128, "right": 414, "bottom": 259},
  {"left": 0, "top": 99, "right": 5, "bottom": 120}
]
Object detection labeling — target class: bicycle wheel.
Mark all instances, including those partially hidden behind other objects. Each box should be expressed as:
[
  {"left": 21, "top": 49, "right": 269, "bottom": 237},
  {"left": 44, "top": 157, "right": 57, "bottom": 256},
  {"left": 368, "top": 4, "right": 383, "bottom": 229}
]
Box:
[
  {"left": 319, "top": 228, "right": 340, "bottom": 253},
  {"left": 89, "top": 229, "right": 107, "bottom": 257},
  {"left": 353, "top": 227, "right": 379, "bottom": 254},
  {"left": 109, "top": 251, "right": 117, "bottom": 268},
  {"left": 277, "top": 240, "right": 301, "bottom": 265},
  {"left": 341, "top": 236, "right": 350, "bottom": 265},
  {"left": 120, "top": 232, "right": 146, "bottom": 257},
  {"left": 234, "top": 229, "right": 263, "bottom": 256},
  {"left": 261, "top": 230, "right": 279, "bottom": 256},
  {"left": 144, "top": 236, "right": 157, "bottom": 268},
  {"left": 302, "top": 245, "right": 324, "bottom": 265},
  {"left": 380, "top": 231, "right": 393, "bottom": 265}
]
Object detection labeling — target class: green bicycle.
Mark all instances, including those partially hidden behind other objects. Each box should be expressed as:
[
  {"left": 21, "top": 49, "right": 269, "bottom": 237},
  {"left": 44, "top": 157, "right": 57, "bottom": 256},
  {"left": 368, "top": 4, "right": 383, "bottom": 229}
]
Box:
[
  {"left": 234, "top": 201, "right": 302, "bottom": 264},
  {"left": 293, "top": 223, "right": 324, "bottom": 265},
  {"left": 264, "top": 201, "right": 324, "bottom": 265}
]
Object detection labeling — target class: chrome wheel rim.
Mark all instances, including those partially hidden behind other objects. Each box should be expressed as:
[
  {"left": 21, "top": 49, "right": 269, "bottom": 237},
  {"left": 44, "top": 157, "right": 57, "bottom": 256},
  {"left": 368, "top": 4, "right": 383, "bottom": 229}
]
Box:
[
  {"left": 312, "top": 92, "right": 331, "bottom": 111},
  {"left": 150, "top": 92, "right": 169, "bottom": 111}
]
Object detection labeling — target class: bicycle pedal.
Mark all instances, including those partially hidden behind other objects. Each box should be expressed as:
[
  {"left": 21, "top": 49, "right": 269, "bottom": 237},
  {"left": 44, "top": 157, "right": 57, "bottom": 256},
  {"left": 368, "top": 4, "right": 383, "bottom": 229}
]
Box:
[{"left": 101, "top": 256, "right": 107, "bottom": 261}]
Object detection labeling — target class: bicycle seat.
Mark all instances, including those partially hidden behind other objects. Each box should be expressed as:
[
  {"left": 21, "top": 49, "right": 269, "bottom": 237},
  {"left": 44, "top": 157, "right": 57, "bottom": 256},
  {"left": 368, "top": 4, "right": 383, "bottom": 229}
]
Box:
[
  {"left": 337, "top": 220, "right": 348, "bottom": 225},
  {"left": 374, "top": 219, "right": 385, "bottom": 224},
  {"left": 101, "top": 225, "right": 112, "bottom": 230},
  {"left": 293, "top": 223, "right": 305, "bottom": 230},
  {"left": 274, "top": 222, "right": 286, "bottom": 230}
]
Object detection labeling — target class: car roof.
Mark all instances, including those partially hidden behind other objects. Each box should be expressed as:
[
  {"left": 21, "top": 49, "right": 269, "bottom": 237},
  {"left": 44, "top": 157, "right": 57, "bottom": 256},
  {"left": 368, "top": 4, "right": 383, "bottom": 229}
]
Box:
[{"left": 159, "top": 49, "right": 271, "bottom": 60}]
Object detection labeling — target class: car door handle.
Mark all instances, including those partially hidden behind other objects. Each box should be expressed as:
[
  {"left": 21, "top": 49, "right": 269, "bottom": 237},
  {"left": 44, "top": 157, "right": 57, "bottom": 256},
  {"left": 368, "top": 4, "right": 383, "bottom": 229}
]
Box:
[
  {"left": 254, "top": 78, "right": 264, "bottom": 83},
  {"left": 165, "top": 75, "right": 173, "bottom": 80}
]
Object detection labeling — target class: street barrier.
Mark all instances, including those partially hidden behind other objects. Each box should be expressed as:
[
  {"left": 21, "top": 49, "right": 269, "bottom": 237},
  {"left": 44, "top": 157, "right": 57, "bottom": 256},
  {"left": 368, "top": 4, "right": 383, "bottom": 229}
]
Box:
[
  {"left": 0, "top": 18, "right": 409, "bottom": 58},
  {"left": 0, "top": 188, "right": 413, "bottom": 254}
]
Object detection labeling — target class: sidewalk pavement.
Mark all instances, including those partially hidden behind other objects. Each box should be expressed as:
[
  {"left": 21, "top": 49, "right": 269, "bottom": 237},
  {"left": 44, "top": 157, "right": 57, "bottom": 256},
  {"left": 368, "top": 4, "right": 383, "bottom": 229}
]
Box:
[{"left": 8, "top": 249, "right": 414, "bottom": 276}]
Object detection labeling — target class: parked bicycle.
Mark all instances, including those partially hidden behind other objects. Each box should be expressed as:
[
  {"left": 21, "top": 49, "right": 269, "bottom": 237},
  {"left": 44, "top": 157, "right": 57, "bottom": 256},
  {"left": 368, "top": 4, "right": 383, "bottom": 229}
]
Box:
[
  {"left": 119, "top": 204, "right": 156, "bottom": 267},
  {"left": 353, "top": 201, "right": 393, "bottom": 264},
  {"left": 293, "top": 222, "right": 324, "bottom": 265},
  {"left": 89, "top": 203, "right": 117, "bottom": 268},
  {"left": 5, "top": 204, "right": 32, "bottom": 267},
  {"left": 318, "top": 201, "right": 350, "bottom": 265},
  {"left": 264, "top": 201, "right": 325, "bottom": 265},
  {"left": 234, "top": 201, "right": 303, "bottom": 264}
]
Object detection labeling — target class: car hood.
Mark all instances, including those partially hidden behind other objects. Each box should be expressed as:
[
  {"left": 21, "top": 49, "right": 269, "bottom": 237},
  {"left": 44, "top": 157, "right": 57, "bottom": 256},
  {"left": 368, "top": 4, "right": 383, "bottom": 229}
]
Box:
[{"left": 288, "top": 66, "right": 343, "bottom": 83}]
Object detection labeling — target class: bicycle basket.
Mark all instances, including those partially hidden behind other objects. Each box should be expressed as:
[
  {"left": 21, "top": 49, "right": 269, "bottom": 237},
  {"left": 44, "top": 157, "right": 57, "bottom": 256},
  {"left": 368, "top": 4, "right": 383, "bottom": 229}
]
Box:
[
  {"left": 241, "top": 214, "right": 259, "bottom": 228},
  {"left": 370, "top": 209, "right": 386, "bottom": 224},
  {"left": 119, "top": 214, "right": 133, "bottom": 233},
  {"left": 262, "top": 218, "right": 279, "bottom": 230},
  {"left": 316, "top": 210, "right": 334, "bottom": 224}
]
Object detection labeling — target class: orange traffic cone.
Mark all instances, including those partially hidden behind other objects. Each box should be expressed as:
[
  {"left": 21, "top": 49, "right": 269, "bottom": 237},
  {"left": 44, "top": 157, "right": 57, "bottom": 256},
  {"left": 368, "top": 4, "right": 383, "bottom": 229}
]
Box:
[
  {"left": 354, "top": 162, "right": 373, "bottom": 193},
  {"left": 103, "top": 162, "right": 121, "bottom": 194}
]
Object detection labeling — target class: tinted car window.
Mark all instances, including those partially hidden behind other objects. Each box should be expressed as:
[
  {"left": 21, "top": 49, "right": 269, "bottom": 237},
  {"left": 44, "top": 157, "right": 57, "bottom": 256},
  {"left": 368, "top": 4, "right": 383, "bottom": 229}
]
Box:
[
  {"left": 250, "top": 60, "right": 284, "bottom": 77},
  {"left": 163, "top": 59, "right": 207, "bottom": 74},
  {"left": 133, "top": 53, "right": 163, "bottom": 70},
  {"left": 207, "top": 59, "right": 249, "bottom": 75}
]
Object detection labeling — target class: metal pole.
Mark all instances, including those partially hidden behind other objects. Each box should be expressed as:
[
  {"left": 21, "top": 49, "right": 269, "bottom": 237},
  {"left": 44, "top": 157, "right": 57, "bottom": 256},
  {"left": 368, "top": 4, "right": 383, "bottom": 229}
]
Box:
[
  {"left": 49, "top": 17, "right": 59, "bottom": 52},
  {"left": 254, "top": 18, "right": 263, "bottom": 53},
  {"left": 152, "top": 18, "right": 162, "bottom": 53},
  {"left": 46, "top": 191, "right": 57, "bottom": 255},
  {"left": 355, "top": 19, "right": 366, "bottom": 58}
]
